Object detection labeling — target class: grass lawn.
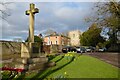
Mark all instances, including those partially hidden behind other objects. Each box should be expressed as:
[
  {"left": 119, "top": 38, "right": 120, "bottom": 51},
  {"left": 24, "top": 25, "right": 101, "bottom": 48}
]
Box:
[
  {"left": 48, "top": 54, "right": 118, "bottom": 78},
  {"left": 0, "top": 63, "right": 2, "bottom": 68},
  {"left": 25, "top": 53, "right": 118, "bottom": 79},
  {"left": 2, "top": 53, "right": 119, "bottom": 79}
]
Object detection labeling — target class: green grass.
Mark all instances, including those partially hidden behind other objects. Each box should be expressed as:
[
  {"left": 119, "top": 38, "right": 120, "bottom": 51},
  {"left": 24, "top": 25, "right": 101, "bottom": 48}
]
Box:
[
  {"left": 48, "top": 54, "right": 118, "bottom": 78},
  {"left": 0, "top": 63, "right": 2, "bottom": 68}
]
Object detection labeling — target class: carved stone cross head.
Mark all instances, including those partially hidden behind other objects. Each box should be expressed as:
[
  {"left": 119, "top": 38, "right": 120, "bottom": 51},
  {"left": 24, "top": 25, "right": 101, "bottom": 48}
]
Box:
[
  {"left": 25, "top": 3, "right": 39, "bottom": 43},
  {"left": 26, "top": 3, "right": 39, "bottom": 15}
]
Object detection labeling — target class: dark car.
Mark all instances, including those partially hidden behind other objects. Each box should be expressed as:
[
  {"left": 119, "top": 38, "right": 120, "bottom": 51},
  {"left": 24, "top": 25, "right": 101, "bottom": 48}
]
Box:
[
  {"left": 76, "top": 46, "right": 86, "bottom": 53},
  {"left": 62, "top": 46, "right": 76, "bottom": 53},
  {"left": 70, "top": 47, "right": 76, "bottom": 52}
]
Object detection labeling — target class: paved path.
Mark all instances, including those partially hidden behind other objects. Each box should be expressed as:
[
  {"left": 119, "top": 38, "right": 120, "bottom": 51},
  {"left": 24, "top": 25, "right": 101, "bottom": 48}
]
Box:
[{"left": 85, "top": 52, "right": 119, "bottom": 68}]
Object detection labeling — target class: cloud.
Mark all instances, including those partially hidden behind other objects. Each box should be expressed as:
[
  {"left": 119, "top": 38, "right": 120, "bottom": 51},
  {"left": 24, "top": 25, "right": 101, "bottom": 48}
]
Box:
[
  {"left": 1, "top": 2, "right": 94, "bottom": 41},
  {"left": 53, "top": 3, "right": 93, "bottom": 32},
  {"left": 55, "top": 7, "right": 83, "bottom": 20}
]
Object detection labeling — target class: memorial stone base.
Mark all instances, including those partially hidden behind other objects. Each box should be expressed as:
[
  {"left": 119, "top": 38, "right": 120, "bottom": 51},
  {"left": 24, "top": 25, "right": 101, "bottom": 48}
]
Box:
[{"left": 15, "top": 42, "right": 48, "bottom": 73}]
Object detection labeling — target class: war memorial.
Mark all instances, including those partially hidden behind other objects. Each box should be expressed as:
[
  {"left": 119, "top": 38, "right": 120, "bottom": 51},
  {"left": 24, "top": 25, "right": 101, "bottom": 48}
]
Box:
[{"left": 1, "top": 2, "right": 119, "bottom": 79}]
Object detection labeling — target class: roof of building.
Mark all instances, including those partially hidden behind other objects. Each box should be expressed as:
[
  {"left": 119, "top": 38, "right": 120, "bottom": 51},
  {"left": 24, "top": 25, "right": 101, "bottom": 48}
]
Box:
[
  {"left": 45, "top": 32, "right": 70, "bottom": 39},
  {"left": 61, "top": 35, "right": 70, "bottom": 39},
  {"left": 45, "top": 33, "right": 59, "bottom": 37}
]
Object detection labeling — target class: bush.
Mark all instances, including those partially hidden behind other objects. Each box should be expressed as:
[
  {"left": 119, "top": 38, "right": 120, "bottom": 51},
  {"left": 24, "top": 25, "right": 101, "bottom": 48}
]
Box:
[
  {"left": 47, "top": 55, "right": 56, "bottom": 61},
  {"left": 108, "top": 44, "right": 120, "bottom": 52}
]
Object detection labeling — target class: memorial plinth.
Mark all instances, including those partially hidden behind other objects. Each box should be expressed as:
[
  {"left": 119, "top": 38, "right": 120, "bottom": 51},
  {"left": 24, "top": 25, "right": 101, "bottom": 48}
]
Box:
[
  {"left": 15, "top": 42, "right": 48, "bottom": 72},
  {"left": 21, "top": 42, "right": 41, "bottom": 58}
]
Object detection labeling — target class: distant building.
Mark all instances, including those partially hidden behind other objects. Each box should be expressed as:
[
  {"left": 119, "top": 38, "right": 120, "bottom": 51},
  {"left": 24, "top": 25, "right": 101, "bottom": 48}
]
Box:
[
  {"left": 68, "top": 30, "right": 82, "bottom": 46},
  {"left": 44, "top": 32, "right": 70, "bottom": 46}
]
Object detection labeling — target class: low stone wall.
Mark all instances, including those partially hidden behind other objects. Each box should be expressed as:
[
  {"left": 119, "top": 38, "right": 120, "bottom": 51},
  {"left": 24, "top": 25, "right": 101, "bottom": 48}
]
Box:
[
  {"left": 43, "top": 45, "right": 50, "bottom": 54},
  {"left": 1, "top": 41, "right": 21, "bottom": 54},
  {"left": 50, "top": 45, "right": 63, "bottom": 53},
  {"left": 1, "top": 41, "right": 63, "bottom": 55}
]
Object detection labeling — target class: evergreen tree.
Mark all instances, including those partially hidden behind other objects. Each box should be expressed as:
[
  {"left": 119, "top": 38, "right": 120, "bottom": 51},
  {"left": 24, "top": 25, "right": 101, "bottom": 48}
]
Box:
[{"left": 80, "top": 23, "right": 105, "bottom": 46}]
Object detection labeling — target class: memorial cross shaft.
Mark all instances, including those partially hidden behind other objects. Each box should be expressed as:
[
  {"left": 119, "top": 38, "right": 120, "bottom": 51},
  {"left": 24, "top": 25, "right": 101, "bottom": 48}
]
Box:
[{"left": 26, "top": 3, "right": 39, "bottom": 42}]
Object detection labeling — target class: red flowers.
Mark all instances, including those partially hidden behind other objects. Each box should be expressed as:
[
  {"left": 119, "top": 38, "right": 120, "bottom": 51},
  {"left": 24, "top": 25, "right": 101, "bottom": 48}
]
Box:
[{"left": 1, "top": 67, "right": 25, "bottom": 72}]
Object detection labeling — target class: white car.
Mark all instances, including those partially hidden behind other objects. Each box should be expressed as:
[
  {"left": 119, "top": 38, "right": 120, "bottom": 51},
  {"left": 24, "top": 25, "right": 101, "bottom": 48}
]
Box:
[
  {"left": 76, "top": 47, "right": 86, "bottom": 53},
  {"left": 98, "top": 48, "right": 107, "bottom": 52},
  {"left": 86, "top": 48, "right": 91, "bottom": 52}
]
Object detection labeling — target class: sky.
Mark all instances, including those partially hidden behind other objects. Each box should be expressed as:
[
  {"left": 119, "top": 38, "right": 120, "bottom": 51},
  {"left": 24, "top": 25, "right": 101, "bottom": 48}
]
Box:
[{"left": 1, "top": 2, "right": 95, "bottom": 41}]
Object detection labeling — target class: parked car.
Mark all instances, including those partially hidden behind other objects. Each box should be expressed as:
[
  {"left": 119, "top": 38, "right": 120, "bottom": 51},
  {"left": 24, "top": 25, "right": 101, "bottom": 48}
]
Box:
[
  {"left": 62, "top": 46, "right": 76, "bottom": 53},
  {"left": 86, "top": 46, "right": 95, "bottom": 52},
  {"left": 76, "top": 46, "right": 86, "bottom": 53},
  {"left": 86, "top": 47, "right": 91, "bottom": 52},
  {"left": 98, "top": 47, "right": 107, "bottom": 52},
  {"left": 70, "top": 47, "right": 76, "bottom": 52}
]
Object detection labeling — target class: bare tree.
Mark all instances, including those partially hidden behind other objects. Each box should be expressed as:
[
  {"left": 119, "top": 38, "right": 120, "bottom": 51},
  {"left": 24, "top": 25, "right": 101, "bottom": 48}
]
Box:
[
  {"left": 0, "top": 2, "right": 12, "bottom": 21},
  {"left": 85, "top": 0, "right": 120, "bottom": 44}
]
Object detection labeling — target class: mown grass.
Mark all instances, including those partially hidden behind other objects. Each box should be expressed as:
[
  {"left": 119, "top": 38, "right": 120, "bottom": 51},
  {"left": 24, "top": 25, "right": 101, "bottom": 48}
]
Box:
[
  {"left": 1, "top": 53, "right": 119, "bottom": 79},
  {"left": 0, "top": 63, "right": 2, "bottom": 68},
  {"left": 47, "top": 54, "right": 118, "bottom": 78}
]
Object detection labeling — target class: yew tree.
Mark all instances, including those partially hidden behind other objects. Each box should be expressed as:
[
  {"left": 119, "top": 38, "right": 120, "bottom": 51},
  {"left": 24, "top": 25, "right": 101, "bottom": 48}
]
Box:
[{"left": 80, "top": 23, "right": 105, "bottom": 46}]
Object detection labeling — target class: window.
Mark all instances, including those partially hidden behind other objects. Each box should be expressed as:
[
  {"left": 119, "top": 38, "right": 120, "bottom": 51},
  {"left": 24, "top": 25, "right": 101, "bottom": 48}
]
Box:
[
  {"left": 51, "top": 41, "right": 52, "bottom": 45},
  {"left": 73, "top": 34, "right": 75, "bottom": 38},
  {"left": 56, "top": 41, "right": 57, "bottom": 44}
]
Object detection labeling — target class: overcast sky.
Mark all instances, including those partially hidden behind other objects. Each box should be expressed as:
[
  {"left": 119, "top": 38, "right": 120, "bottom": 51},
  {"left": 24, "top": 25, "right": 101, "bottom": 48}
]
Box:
[{"left": 1, "top": 2, "right": 95, "bottom": 41}]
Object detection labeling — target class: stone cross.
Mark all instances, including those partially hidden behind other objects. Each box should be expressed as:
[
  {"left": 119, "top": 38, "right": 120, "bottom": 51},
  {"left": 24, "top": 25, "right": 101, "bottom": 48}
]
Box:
[{"left": 26, "top": 3, "right": 39, "bottom": 42}]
